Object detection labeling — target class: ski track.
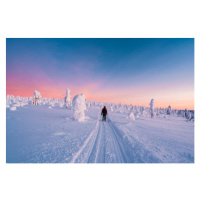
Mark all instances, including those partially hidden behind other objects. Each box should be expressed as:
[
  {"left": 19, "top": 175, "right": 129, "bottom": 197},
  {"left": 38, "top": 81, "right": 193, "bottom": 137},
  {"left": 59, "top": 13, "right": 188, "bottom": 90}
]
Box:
[
  {"left": 70, "top": 114, "right": 161, "bottom": 163},
  {"left": 70, "top": 114, "right": 100, "bottom": 163}
]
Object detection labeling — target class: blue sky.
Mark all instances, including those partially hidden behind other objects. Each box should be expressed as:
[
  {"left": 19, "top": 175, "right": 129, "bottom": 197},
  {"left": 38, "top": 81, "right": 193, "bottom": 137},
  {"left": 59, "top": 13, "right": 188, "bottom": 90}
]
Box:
[{"left": 7, "top": 38, "right": 194, "bottom": 109}]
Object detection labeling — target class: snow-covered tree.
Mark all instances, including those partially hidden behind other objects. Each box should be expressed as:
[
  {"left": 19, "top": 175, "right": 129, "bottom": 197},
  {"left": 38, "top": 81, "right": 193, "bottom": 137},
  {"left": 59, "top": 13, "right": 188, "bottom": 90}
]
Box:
[
  {"left": 128, "top": 107, "right": 135, "bottom": 120},
  {"left": 32, "top": 90, "right": 41, "bottom": 105},
  {"left": 156, "top": 108, "right": 160, "bottom": 116},
  {"left": 150, "top": 99, "right": 155, "bottom": 118},
  {"left": 185, "top": 109, "right": 192, "bottom": 120},
  {"left": 6, "top": 95, "right": 11, "bottom": 107},
  {"left": 167, "top": 105, "right": 171, "bottom": 115},
  {"left": 6, "top": 94, "right": 10, "bottom": 103},
  {"left": 72, "top": 93, "right": 86, "bottom": 122},
  {"left": 159, "top": 108, "right": 164, "bottom": 115},
  {"left": 65, "top": 88, "right": 72, "bottom": 107},
  {"left": 140, "top": 106, "right": 146, "bottom": 116},
  {"left": 110, "top": 105, "right": 113, "bottom": 112}
]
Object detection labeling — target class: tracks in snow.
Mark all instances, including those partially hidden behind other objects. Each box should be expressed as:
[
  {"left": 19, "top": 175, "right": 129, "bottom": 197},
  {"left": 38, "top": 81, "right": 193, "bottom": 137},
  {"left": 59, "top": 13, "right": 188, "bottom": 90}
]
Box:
[{"left": 70, "top": 114, "right": 161, "bottom": 163}]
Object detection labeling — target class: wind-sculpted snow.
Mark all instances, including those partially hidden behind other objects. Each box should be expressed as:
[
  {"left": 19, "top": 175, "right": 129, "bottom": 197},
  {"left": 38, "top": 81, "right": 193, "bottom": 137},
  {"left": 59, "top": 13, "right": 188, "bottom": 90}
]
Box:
[
  {"left": 150, "top": 99, "right": 155, "bottom": 118},
  {"left": 72, "top": 93, "right": 86, "bottom": 122},
  {"left": 128, "top": 107, "right": 135, "bottom": 120},
  {"left": 6, "top": 98, "right": 194, "bottom": 163},
  {"left": 33, "top": 90, "right": 42, "bottom": 105},
  {"left": 65, "top": 88, "right": 72, "bottom": 107}
]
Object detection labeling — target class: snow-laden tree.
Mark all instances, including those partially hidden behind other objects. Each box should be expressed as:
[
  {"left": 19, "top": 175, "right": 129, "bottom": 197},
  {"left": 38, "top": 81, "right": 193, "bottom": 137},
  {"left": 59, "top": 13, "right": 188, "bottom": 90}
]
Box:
[
  {"left": 167, "top": 105, "right": 171, "bottom": 115},
  {"left": 187, "top": 112, "right": 192, "bottom": 121},
  {"left": 6, "top": 95, "right": 11, "bottom": 107},
  {"left": 81, "top": 93, "right": 86, "bottom": 100},
  {"left": 150, "top": 99, "right": 155, "bottom": 118},
  {"left": 6, "top": 95, "right": 10, "bottom": 108},
  {"left": 135, "top": 111, "right": 139, "bottom": 118},
  {"left": 32, "top": 90, "right": 41, "bottom": 105},
  {"left": 110, "top": 105, "right": 113, "bottom": 112},
  {"left": 65, "top": 88, "right": 72, "bottom": 107},
  {"left": 6, "top": 94, "right": 10, "bottom": 103},
  {"left": 156, "top": 108, "right": 160, "bottom": 116},
  {"left": 134, "top": 107, "right": 140, "bottom": 118},
  {"left": 72, "top": 93, "right": 86, "bottom": 122},
  {"left": 140, "top": 106, "right": 146, "bottom": 116},
  {"left": 128, "top": 106, "right": 135, "bottom": 120},
  {"left": 159, "top": 108, "right": 164, "bottom": 115},
  {"left": 177, "top": 110, "right": 184, "bottom": 117},
  {"left": 185, "top": 109, "right": 192, "bottom": 120}
]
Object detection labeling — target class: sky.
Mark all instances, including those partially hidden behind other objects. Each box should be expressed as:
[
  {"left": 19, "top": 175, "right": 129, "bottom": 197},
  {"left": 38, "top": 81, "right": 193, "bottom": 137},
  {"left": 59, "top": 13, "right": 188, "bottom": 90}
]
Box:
[{"left": 6, "top": 38, "right": 194, "bottom": 110}]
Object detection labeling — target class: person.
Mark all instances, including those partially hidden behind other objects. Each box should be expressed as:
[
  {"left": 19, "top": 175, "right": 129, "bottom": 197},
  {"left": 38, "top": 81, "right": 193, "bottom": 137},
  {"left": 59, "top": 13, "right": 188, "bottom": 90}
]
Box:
[{"left": 101, "top": 106, "right": 107, "bottom": 121}]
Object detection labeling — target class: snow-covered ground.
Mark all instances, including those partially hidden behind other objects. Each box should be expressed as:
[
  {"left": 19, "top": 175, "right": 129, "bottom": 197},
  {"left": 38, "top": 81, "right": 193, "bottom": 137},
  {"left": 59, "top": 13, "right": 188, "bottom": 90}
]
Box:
[{"left": 6, "top": 98, "right": 194, "bottom": 163}]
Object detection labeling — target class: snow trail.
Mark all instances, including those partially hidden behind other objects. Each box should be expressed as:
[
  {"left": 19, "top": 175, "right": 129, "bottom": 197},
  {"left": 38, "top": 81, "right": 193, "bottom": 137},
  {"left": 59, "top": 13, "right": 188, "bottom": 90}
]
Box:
[
  {"left": 106, "top": 118, "right": 129, "bottom": 163},
  {"left": 70, "top": 115, "right": 100, "bottom": 163},
  {"left": 70, "top": 114, "right": 148, "bottom": 163}
]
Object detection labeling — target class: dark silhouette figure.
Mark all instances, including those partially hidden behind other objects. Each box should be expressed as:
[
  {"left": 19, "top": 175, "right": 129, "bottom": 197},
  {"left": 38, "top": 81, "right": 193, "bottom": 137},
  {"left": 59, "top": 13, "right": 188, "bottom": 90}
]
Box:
[{"left": 101, "top": 106, "right": 107, "bottom": 121}]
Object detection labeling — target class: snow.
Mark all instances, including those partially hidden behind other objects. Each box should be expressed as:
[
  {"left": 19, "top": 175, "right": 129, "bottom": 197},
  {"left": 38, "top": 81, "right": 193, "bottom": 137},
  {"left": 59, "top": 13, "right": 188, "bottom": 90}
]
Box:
[
  {"left": 65, "top": 88, "right": 72, "bottom": 107},
  {"left": 13, "top": 102, "right": 20, "bottom": 107},
  {"left": 150, "top": 99, "right": 155, "bottom": 118},
  {"left": 128, "top": 107, "right": 135, "bottom": 120},
  {"left": 167, "top": 105, "right": 172, "bottom": 115},
  {"left": 72, "top": 93, "right": 87, "bottom": 122},
  {"left": 6, "top": 96, "right": 194, "bottom": 163},
  {"left": 150, "top": 99, "right": 154, "bottom": 109},
  {"left": 10, "top": 106, "right": 16, "bottom": 111},
  {"left": 33, "top": 90, "right": 41, "bottom": 98},
  {"left": 32, "top": 90, "right": 42, "bottom": 105}
]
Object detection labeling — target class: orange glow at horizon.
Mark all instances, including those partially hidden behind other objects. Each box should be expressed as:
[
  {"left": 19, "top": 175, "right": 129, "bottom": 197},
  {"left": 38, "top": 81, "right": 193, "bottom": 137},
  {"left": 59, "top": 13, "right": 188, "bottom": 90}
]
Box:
[
  {"left": 6, "top": 83, "right": 194, "bottom": 110},
  {"left": 6, "top": 66, "right": 194, "bottom": 110}
]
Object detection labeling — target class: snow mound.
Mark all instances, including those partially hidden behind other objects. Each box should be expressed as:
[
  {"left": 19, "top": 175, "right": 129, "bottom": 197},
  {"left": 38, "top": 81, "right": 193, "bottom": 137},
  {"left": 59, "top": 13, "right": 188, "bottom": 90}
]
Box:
[
  {"left": 54, "top": 132, "right": 65, "bottom": 136},
  {"left": 13, "top": 102, "right": 20, "bottom": 107},
  {"left": 10, "top": 107, "right": 16, "bottom": 111},
  {"left": 72, "top": 93, "right": 86, "bottom": 122},
  {"left": 128, "top": 112, "right": 135, "bottom": 120},
  {"left": 128, "top": 107, "right": 135, "bottom": 120}
]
